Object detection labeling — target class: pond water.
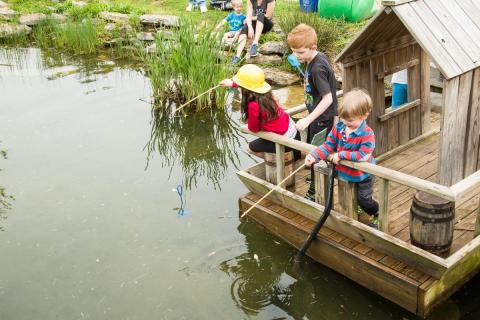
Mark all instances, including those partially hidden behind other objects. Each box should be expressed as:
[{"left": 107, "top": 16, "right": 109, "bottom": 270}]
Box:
[{"left": 1, "top": 48, "right": 479, "bottom": 320}]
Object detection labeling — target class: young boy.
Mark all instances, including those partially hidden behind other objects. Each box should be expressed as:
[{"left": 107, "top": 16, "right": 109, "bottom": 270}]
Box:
[
  {"left": 287, "top": 23, "right": 337, "bottom": 200},
  {"left": 214, "top": 0, "right": 246, "bottom": 45},
  {"left": 186, "top": 0, "right": 208, "bottom": 13},
  {"left": 305, "top": 89, "right": 379, "bottom": 228}
]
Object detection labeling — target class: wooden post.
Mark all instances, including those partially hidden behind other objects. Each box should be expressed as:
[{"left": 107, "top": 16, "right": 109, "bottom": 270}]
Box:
[
  {"left": 264, "top": 151, "right": 295, "bottom": 188},
  {"left": 314, "top": 162, "right": 330, "bottom": 206},
  {"left": 420, "top": 49, "right": 431, "bottom": 134},
  {"left": 338, "top": 178, "right": 358, "bottom": 220},
  {"left": 378, "top": 178, "right": 390, "bottom": 233},
  {"left": 275, "top": 143, "right": 285, "bottom": 186}
]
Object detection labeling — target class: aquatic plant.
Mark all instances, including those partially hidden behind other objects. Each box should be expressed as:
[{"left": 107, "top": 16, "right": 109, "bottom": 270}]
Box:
[
  {"left": 144, "top": 104, "right": 245, "bottom": 190},
  {"left": 140, "top": 18, "right": 231, "bottom": 112},
  {"left": 33, "top": 18, "right": 101, "bottom": 55}
]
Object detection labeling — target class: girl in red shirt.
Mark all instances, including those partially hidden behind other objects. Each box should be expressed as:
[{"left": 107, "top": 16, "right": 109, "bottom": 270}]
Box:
[{"left": 219, "top": 64, "right": 299, "bottom": 159}]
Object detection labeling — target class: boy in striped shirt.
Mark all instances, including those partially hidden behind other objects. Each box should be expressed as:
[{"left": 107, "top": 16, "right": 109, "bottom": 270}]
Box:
[{"left": 305, "top": 89, "right": 379, "bottom": 228}]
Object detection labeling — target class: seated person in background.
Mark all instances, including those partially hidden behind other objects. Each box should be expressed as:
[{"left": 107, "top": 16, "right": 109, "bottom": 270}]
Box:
[
  {"left": 231, "top": 0, "right": 276, "bottom": 65},
  {"left": 391, "top": 69, "right": 408, "bottom": 109},
  {"left": 215, "top": 0, "right": 246, "bottom": 45}
]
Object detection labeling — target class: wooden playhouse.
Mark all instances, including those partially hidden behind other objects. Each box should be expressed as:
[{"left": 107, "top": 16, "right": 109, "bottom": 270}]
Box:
[{"left": 237, "top": 0, "right": 480, "bottom": 317}]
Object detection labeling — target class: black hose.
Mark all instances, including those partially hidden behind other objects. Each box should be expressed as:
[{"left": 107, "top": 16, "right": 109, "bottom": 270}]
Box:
[{"left": 294, "top": 163, "right": 336, "bottom": 263}]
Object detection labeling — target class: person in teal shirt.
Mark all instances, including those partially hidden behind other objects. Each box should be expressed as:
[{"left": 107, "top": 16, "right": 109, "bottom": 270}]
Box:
[{"left": 215, "top": 0, "right": 246, "bottom": 44}]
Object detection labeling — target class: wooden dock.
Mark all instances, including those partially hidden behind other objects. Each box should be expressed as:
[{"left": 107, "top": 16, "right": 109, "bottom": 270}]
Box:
[{"left": 237, "top": 114, "right": 480, "bottom": 317}]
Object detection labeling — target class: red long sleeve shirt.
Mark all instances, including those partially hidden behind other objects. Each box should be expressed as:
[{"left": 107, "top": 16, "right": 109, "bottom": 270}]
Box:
[{"left": 247, "top": 101, "right": 290, "bottom": 135}]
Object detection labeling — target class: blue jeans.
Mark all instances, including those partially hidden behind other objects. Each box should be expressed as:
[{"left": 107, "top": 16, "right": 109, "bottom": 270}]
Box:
[{"left": 392, "top": 83, "right": 408, "bottom": 109}]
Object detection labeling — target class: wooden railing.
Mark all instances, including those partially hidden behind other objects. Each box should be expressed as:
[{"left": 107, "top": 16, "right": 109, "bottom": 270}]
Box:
[{"left": 239, "top": 109, "right": 479, "bottom": 235}]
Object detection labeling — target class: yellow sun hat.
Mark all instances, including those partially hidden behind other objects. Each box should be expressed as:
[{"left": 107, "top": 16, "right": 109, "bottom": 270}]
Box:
[{"left": 232, "top": 64, "right": 271, "bottom": 94}]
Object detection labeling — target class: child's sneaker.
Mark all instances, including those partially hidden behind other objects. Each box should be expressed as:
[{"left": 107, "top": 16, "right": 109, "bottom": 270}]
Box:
[
  {"left": 368, "top": 216, "right": 379, "bottom": 230},
  {"left": 186, "top": 3, "right": 193, "bottom": 11},
  {"left": 200, "top": 4, "right": 208, "bottom": 13},
  {"left": 249, "top": 43, "right": 258, "bottom": 57},
  {"left": 231, "top": 55, "right": 240, "bottom": 65}
]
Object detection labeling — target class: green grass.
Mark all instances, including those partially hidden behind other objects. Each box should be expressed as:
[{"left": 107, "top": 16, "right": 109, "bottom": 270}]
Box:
[
  {"left": 277, "top": 2, "right": 361, "bottom": 60},
  {"left": 140, "top": 18, "right": 231, "bottom": 111},
  {"left": 34, "top": 18, "right": 102, "bottom": 55}
]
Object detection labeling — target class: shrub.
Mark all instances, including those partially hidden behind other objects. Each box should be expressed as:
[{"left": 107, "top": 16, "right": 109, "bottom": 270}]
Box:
[{"left": 140, "top": 18, "right": 230, "bottom": 112}]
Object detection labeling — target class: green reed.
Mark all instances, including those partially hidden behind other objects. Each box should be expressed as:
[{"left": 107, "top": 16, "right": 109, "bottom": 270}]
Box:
[
  {"left": 144, "top": 104, "right": 245, "bottom": 190},
  {"left": 140, "top": 18, "right": 231, "bottom": 111},
  {"left": 33, "top": 18, "right": 101, "bottom": 55}
]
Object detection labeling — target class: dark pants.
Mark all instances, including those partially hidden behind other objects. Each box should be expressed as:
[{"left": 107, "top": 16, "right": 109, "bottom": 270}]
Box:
[
  {"left": 249, "top": 132, "right": 301, "bottom": 161},
  {"left": 356, "top": 176, "right": 379, "bottom": 216},
  {"left": 240, "top": 13, "right": 273, "bottom": 35}
]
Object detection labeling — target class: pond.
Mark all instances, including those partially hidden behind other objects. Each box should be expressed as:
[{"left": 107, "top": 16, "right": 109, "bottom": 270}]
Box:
[{"left": 0, "top": 48, "right": 479, "bottom": 320}]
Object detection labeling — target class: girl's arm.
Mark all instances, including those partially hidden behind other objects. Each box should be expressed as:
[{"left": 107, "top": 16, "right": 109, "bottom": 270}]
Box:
[
  {"left": 266, "top": 0, "right": 276, "bottom": 20},
  {"left": 247, "top": 101, "right": 261, "bottom": 133},
  {"left": 338, "top": 132, "right": 375, "bottom": 162}
]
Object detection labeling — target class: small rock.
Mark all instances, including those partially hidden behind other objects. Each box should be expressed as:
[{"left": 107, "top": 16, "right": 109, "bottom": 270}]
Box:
[
  {"left": 156, "top": 29, "right": 174, "bottom": 39},
  {"left": 0, "top": 23, "right": 31, "bottom": 38},
  {"left": 137, "top": 32, "right": 154, "bottom": 41},
  {"left": 104, "top": 23, "right": 116, "bottom": 32},
  {"left": 50, "top": 13, "right": 67, "bottom": 23},
  {"left": 259, "top": 41, "right": 286, "bottom": 55},
  {"left": 140, "top": 14, "right": 179, "bottom": 27},
  {"left": 99, "top": 11, "right": 130, "bottom": 23},
  {"left": 0, "top": 1, "right": 8, "bottom": 9},
  {"left": 0, "top": 8, "right": 16, "bottom": 21},
  {"left": 145, "top": 43, "right": 156, "bottom": 53},
  {"left": 247, "top": 53, "right": 283, "bottom": 65},
  {"left": 19, "top": 13, "right": 47, "bottom": 26},
  {"left": 119, "top": 24, "right": 133, "bottom": 35},
  {"left": 72, "top": 1, "right": 87, "bottom": 7},
  {"left": 264, "top": 68, "right": 301, "bottom": 86}
]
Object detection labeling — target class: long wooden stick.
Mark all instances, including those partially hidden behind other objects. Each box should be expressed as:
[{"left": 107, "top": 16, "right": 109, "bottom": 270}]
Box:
[
  {"left": 174, "top": 84, "right": 221, "bottom": 114},
  {"left": 241, "top": 165, "right": 305, "bottom": 218}
]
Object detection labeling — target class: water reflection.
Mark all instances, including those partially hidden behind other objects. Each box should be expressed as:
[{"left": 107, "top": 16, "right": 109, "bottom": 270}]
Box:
[
  {"left": 0, "top": 143, "right": 13, "bottom": 231},
  {"left": 220, "top": 220, "right": 414, "bottom": 319},
  {"left": 0, "top": 48, "right": 138, "bottom": 82},
  {"left": 144, "top": 104, "right": 246, "bottom": 190}
]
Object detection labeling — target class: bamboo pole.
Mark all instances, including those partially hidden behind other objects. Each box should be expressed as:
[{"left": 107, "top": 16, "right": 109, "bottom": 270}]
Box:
[
  {"left": 174, "top": 84, "right": 221, "bottom": 114},
  {"left": 241, "top": 165, "right": 305, "bottom": 218}
]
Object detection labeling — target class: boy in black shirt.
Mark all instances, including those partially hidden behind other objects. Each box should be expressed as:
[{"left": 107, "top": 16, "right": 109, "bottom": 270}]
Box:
[{"left": 287, "top": 23, "right": 337, "bottom": 200}]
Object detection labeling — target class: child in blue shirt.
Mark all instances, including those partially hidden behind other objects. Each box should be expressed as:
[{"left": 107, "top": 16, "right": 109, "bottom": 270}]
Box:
[{"left": 215, "top": 0, "right": 246, "bottom": 44}]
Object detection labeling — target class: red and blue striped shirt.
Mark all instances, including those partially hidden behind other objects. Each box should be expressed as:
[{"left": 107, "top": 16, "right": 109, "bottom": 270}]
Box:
[{"left": 310, "top": 121, "right": 376, "bottom": 182}]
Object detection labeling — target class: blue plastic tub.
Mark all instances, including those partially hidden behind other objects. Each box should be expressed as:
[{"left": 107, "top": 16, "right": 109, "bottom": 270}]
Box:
[{"left": 300, "top": 0, "right": 318, "bottom": 13}]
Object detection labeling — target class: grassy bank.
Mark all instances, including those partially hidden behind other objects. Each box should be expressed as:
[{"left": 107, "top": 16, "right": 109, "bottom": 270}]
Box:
[{"left": 1, "top": 1, "right": 366, "bottom": 111}]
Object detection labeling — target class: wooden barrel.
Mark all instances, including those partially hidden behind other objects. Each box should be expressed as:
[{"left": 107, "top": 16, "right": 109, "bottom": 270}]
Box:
[
  {"left": 410, "top": 191, "right": 454, "bottom": 254},
  {"left": 264, "top": 151, "right": 295, "bottom": 188}
]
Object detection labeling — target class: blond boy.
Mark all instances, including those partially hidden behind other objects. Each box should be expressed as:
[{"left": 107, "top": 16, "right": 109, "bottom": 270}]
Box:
[
  {"left": 305, "top": 89, "right": 379, "bottom": 228},
  {"left": 215, "top": 0, "right": 246, "bottom": 44}
]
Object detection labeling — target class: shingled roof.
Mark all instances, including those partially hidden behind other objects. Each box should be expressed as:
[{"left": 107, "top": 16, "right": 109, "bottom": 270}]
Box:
[{"left": 336, "top": 0, "right": 480, "bottom": 80}]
